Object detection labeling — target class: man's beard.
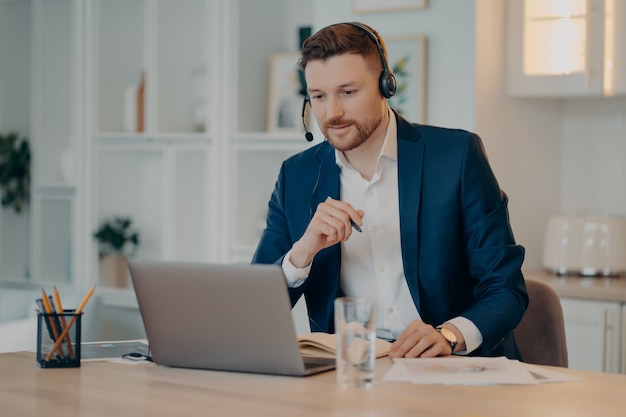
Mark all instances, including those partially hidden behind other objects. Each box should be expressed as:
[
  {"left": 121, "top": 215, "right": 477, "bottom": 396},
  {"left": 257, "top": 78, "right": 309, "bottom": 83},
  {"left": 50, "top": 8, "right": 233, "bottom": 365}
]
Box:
[{"left": 323, "top": 114, "right": 382, "bottom": 152}]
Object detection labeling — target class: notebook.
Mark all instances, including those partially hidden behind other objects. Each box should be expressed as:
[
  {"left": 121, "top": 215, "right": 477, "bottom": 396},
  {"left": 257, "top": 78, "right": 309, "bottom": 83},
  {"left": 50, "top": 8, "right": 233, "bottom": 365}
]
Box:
[{"left": 128, "top": 260, "right": 335, "bottom": 376}]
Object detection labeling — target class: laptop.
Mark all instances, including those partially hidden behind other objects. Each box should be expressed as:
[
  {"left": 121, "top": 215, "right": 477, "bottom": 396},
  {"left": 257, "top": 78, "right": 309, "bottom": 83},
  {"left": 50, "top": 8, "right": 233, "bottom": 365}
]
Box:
[{"left": 128, "top": 260, "right": 335, "bottom": 376}]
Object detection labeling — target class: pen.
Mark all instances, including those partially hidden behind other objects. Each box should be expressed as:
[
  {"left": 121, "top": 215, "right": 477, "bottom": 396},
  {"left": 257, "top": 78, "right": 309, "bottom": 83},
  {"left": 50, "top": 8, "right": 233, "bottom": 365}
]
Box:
[
  {"left": 36, "top": 298, "right": 55, "bottom": 340},
  {"left": 53, "top": 286, "right": 75, "bottom": 359},
  {"left": 41, "top": 289, "right": 65, "bottom": 359},
  {"left": 45, "top": 284, "right": 96, "bottom": 362}
]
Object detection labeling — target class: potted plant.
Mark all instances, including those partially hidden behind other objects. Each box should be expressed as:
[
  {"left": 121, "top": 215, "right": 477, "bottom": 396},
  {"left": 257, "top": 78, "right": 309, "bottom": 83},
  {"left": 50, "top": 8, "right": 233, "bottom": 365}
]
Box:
[
  {"left": 93, "top": 216, "right": 140, "bottom": 288},
  {"left": 0, "top": 132, "right": 31, "bottom": 214}
]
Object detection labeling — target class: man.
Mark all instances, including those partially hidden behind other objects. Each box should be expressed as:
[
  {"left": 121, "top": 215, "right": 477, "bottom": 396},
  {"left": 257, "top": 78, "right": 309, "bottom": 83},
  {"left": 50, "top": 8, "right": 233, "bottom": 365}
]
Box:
[{"left": 252, "top": 22, "right": 528, "bottom": 359}]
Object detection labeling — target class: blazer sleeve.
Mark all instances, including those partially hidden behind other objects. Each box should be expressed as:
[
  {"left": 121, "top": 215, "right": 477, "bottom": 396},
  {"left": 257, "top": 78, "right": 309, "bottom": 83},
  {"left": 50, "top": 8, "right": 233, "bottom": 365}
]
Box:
[{"left": 458, "top": 134, "right": 528, "bottom": 352}]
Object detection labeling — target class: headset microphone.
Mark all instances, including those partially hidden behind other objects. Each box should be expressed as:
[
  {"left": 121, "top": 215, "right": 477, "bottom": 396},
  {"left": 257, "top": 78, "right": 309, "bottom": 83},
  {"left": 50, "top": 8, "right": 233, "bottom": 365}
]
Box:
[{"left": 302, "top": 96, "right": 314, "bottom": 142}]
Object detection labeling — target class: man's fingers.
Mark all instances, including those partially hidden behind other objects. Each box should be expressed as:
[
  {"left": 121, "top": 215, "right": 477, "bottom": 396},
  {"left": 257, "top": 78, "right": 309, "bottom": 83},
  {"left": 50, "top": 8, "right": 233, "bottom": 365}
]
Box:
[{"left": 389, "top": 321, "right": 451, "bottom": 358}]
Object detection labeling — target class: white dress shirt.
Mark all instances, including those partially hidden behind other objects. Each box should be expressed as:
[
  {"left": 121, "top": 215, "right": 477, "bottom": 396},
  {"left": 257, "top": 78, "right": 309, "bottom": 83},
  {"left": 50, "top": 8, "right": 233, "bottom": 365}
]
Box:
[{"left": 283, "top": 108, "right": 482, "bottom": 353}]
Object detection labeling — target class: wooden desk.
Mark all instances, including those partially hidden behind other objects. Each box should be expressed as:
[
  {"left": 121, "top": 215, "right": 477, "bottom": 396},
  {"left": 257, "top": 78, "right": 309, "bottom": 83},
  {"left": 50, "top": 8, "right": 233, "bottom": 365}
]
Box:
[{"left": 1, "top": 351, "right": 625, "bottom": 416}]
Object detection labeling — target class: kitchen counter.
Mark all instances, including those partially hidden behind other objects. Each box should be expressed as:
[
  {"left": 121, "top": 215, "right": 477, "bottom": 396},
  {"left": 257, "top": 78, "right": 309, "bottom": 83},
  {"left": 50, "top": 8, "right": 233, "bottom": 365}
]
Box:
[{"left": 524, "top": 269, "right": 626, "bottom": 303}]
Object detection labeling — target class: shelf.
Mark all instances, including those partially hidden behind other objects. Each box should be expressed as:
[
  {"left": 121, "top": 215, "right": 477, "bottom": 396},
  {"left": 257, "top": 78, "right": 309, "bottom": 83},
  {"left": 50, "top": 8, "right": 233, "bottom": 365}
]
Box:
[
  {"left": 35, "top": 185, "right": 77, "bottom": 197},
  {"left": 95, "top": 0, "right": 214, "bottom": 135},
  {"left": 233, "top": 131, "right": 305, "bottom": 142},
  {"left": 232, "top": 132, "right": 314, "bottom": 153},
  {"left": 97, "top": 287, "right": 140, "bottom": 309},
  {"left": 93, "top": 132, "right": 213, "bottom": 147}
]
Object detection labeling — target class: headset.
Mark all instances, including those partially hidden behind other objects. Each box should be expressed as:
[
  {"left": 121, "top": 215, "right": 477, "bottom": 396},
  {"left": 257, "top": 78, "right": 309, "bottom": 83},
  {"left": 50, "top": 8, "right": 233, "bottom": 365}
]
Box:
[
  {"left": 301, "top": 22, "right": 397, "bottom": 141},
  {"left": 346, "top": 21, "right": 397, "bottom": 99}
]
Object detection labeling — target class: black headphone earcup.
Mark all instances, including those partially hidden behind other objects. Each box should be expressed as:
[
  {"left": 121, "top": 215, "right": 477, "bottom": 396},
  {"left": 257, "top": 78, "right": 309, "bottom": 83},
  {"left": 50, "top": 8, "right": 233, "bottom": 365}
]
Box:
[{"left": 379, "top": 71, "right": 397, "bottom": 99}]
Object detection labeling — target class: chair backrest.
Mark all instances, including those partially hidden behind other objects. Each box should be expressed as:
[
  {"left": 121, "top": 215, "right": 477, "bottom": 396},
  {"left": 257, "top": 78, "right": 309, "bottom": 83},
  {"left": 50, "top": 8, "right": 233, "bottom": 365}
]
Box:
[{"left": 513, "top": 279, "right": 568, "bottom": 367}]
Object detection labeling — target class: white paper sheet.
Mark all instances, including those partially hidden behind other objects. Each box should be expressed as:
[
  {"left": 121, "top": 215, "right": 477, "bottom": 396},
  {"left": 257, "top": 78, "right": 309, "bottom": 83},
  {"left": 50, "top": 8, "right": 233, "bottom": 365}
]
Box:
[{"left": 384, "top": 356, "right": 578, "bottom": 385}]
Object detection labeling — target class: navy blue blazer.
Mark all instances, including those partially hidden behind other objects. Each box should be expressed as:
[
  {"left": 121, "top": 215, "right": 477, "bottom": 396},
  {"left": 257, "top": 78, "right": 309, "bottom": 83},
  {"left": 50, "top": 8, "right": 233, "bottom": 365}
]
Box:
[{"left": 252, "top": 113, "right": 528, "bottom": 359}]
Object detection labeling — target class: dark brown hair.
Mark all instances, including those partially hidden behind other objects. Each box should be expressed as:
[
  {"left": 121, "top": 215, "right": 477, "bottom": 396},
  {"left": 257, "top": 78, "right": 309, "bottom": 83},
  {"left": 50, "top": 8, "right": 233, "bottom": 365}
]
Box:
[{"left": 298, "top": 22, "right": 388, "bottom": 75}]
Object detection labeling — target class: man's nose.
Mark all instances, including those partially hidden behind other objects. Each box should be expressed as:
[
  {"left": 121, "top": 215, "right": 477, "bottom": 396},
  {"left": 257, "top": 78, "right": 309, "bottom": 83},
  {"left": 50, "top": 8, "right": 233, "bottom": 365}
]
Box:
[{"left": 325, "top": 96, "right": 344, "bottom": 120}]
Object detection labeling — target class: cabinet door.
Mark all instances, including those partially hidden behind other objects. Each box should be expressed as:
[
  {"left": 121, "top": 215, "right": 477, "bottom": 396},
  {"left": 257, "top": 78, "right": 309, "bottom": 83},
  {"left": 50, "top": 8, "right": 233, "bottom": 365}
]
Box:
[
  {"left": 32, "top": 0, "right": 83, "bottom": 284},
  {"left": 155, "top": 0, "right": 209, "bottom": 134},
  {"left": 94, "top": 0, "right": 146, "bottom": 134},
  {"left": 224, "top": 0, "right": 313, "bottom": 262},
  {"left": 89, "top": 0, "right": 217, "bottom": 288},
  {"left": 507, "top": 0, "right": 605, "bottom": 96},
  {"left": 560, "top": 297, "right": 621, "bottom": 373},
  {"left": 0, "top": 0, "right": 83, "bottom": 285},
  {"left": 0, "top": 0, "right": 32, "bottom": 281}
]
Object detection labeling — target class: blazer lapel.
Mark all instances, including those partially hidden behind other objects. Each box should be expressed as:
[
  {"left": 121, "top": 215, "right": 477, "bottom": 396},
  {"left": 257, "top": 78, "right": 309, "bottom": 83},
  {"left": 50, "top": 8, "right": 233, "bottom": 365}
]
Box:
[{"left": 396, "top": 116, "right": 424, "bottom": 311}]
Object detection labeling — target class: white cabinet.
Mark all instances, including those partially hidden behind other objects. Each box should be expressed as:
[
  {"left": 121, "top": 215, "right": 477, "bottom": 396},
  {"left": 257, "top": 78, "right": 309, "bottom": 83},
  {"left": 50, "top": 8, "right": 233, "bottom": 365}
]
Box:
[
  {"left": 87, "top": 0, "right": 220, "bottom": 285},
  {"left": 0, "top": 0, "right": 32, "bottom": 281},
  {"left": 32, "top": 0, "right": 85, "bottom": 286},
  {"left": 506, "top": 0, "right": 626, "bottom": 97},
  {"left": 0, "top": 0, "right": 313, "bottom": 291},
  {"left": 0, "top": 0, "right": 83, "bottom": 284},
  {"left": 223, "top": 0, "right": 314, "bottom": 262},
  {"left": 90, "top": 0, "right": 313, "bottom": 272},
  {"left": 560, "top": 297, "right": 622, "bottom": 373}
]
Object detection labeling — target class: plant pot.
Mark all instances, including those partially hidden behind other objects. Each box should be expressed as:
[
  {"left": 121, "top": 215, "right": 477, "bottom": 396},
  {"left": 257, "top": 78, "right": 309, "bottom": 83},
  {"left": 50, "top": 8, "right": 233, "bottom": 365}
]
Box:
[{"left": 100, "top": 254, "right": 130, "bottom": 288}]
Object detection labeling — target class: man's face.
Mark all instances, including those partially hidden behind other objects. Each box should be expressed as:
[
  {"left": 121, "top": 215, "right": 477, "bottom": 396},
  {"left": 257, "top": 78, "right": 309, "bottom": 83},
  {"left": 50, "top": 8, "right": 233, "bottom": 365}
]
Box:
[{"left": 305, "top": 53, "right": 386, "bottom": 151}]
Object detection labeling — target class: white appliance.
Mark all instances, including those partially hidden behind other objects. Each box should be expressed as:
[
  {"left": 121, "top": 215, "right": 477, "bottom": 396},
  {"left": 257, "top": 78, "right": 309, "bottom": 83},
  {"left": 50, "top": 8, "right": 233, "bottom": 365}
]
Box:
[{"left": 543, "top": 214, "right": 626, "bottom": 276}]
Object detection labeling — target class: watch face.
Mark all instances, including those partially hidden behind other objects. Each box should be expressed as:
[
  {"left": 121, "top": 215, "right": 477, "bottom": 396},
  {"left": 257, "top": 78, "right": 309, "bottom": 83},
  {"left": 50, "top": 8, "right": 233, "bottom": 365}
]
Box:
[
  {"left": 439, "top": 327, "right": 457, "bottom": 344},
  {"left": 438, "top": 327, "right": 458, "bottom": 354}
]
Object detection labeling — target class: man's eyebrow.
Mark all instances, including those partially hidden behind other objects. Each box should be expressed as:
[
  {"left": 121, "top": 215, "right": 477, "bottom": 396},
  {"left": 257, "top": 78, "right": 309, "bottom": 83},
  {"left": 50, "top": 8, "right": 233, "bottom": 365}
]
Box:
[{"left": 307, "top": 83, "right": 358, "bottom": 94}]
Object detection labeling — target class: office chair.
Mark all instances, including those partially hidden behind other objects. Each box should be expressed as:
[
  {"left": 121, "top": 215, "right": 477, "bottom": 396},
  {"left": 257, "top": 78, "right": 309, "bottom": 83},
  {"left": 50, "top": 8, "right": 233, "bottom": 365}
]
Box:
[{"left": 513, "top": 279, "right": 569, "bottom": 367}]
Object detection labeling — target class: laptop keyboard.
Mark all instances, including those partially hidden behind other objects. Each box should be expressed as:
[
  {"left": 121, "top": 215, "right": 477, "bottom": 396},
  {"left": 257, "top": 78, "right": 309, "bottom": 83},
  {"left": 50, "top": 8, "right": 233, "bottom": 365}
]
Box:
[{"left": 303, "top": 356, "right": 335, "bottom": 369}]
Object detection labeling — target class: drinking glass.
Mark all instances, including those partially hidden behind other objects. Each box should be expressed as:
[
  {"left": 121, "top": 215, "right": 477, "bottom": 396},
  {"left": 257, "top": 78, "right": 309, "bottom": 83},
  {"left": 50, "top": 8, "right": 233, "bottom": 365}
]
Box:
[{"left": 334, "top": 297, "right": 377, "bottom": 388}]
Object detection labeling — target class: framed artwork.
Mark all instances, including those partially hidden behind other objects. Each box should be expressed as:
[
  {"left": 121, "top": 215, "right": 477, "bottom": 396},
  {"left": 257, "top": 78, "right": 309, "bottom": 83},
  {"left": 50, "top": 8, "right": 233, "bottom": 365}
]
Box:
[
  {"left": 352, "top": 0, "right": 427, "bottom": 14},
  {"left": 267, "top": 53, "right": 306, "bottom": 133},
  {"left": 385, "top": 35, "right": 428, "bottom": 123}
]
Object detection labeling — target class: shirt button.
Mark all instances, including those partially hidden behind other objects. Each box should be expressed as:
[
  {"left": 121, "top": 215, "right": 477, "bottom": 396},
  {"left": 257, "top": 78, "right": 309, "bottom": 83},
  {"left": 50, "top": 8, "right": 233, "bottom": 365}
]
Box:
[
  {"left": 378, "top": 265, "right": 385, "bottom": 272},
  {"left": 371, "top": 225, "right": 379, "bottom": 233},
  {"left": 387, "top": 307, "right": 394, "bottom": 314}
]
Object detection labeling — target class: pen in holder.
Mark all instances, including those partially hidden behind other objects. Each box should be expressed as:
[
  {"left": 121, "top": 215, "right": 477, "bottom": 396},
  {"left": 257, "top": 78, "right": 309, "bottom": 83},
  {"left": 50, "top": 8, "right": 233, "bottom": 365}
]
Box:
[{"left": 37, "top": 310, "right": 82, "bottom": 368}]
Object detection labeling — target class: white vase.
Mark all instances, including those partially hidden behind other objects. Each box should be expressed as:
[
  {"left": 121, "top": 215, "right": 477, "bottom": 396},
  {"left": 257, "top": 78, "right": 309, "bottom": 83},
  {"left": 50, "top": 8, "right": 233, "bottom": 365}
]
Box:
[{"left": 99, "top": 255, "right": 130, "bottom": 288}]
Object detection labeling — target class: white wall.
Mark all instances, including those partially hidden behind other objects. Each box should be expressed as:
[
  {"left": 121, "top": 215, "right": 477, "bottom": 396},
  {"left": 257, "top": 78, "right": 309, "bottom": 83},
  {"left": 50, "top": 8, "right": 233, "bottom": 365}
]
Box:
[
  {"left": 477, "top": 1, "right": 626, "bottom": 269},
  {"left": 475, "top": 0, "right": 563, "bottom": 270},
  {"left": 560, "top": 97, "right": 626, "bottom": 216}
]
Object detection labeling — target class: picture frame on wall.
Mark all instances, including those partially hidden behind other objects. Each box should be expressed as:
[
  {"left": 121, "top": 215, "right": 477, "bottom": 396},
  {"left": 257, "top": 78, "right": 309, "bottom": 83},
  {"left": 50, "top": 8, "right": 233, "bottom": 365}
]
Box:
[
  {"left": 386, "top": 35, "right": 428, "bottom": 124},
  {"left": 352, "top": 0, "right": 428, "bottom": 14},
  {"left": 267, "top": 53, "right": 306, "bottom": 133}
]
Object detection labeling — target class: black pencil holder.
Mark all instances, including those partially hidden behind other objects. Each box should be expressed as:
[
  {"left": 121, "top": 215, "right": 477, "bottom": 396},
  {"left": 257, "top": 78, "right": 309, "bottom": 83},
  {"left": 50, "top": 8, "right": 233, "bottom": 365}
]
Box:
[{"left": 37, "top": 310, "right": 82, "bottom": 368}]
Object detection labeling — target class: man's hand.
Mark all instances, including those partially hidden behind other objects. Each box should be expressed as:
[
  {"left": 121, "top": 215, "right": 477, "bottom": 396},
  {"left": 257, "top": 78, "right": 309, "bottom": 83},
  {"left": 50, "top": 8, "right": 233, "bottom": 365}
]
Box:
[
  {"left": 389, "top": 320, "right": 464, "bottom": 358},
  {"left": 289, "top": 198, "right": 364, "bottom": 268}
]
